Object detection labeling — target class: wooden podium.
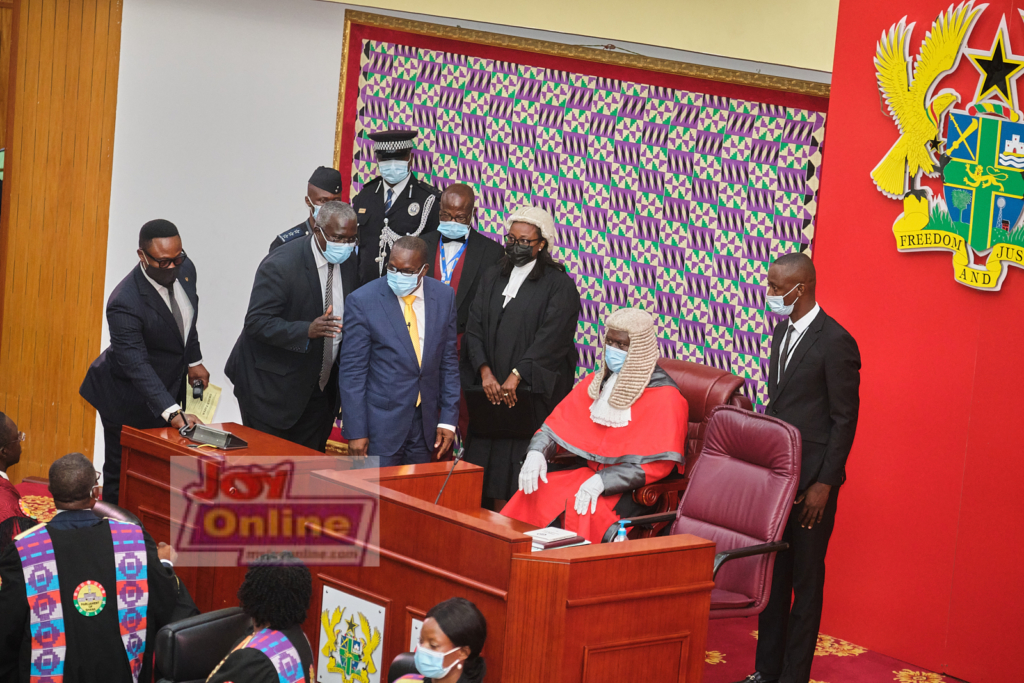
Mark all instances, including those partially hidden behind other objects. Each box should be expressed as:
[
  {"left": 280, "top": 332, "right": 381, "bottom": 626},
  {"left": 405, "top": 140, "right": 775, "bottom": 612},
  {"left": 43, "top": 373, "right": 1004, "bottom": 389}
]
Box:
[{"left": 119, "top": 424, "right": 715, "bottom": 683}]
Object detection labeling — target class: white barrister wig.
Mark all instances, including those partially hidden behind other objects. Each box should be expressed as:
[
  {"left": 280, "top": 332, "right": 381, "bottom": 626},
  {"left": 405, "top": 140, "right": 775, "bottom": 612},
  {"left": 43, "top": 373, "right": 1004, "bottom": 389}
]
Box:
[
  {"left": 505, "top": 205, "right": 556, "bottom": 247},
  {"left": 588, "top": 307, "right": 660, "bottom": 410}
]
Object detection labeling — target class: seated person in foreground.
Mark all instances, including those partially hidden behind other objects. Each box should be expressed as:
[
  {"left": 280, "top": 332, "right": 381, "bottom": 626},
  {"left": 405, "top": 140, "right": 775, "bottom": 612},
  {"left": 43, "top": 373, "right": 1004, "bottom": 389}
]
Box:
[
  {"left": 0, "top": 453, "right": 188, "bottom": 683},
  {"left": 399, "top": 597, "right": 488, "bottom": 683},
  {"left": 501, "top": 308, "right": 689, "bottom": 543},
  {"left": 207, "top": 552, "right": 315, "bottom": 683}
]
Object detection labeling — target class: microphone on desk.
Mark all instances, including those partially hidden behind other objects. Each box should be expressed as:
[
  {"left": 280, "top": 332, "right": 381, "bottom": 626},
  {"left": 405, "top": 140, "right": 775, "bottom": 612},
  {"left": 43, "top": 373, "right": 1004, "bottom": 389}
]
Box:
[{"left": 434, "top": 449, "right": 464, "bottom": 506}]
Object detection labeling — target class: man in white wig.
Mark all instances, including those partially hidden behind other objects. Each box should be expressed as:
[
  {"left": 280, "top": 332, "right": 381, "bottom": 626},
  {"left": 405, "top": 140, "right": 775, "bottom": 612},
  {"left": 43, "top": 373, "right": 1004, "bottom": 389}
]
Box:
[{"left": 501, "top": 307, "right": 689, "bottom": 542}]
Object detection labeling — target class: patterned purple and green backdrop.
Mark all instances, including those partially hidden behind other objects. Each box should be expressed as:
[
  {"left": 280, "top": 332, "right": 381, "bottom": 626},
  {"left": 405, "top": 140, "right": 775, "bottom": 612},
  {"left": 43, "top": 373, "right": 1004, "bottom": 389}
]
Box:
[{"left": 348, "top": 38, "right": 826, "bottom": 411}]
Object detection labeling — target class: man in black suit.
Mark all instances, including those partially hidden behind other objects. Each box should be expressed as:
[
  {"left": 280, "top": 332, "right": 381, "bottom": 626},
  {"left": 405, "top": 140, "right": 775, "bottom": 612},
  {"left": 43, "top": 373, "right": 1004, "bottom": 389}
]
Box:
[
  {"left": 269, "top": 166, "right": 343, "bottom": 252},
  {"left": 736, "top": 252, "right": 860, "bottom": 683},
  {"left": 352, "top": 130, "right": 441, "bottom": 285},
  {"left": 422, "top": 184, "right": 504, "bottom": 440},
  {"left": 226, "top": 201, "right": 359, "bottom": 451},
  {"left": 80, "top": 220, "right": 208, "bottom": 505}
]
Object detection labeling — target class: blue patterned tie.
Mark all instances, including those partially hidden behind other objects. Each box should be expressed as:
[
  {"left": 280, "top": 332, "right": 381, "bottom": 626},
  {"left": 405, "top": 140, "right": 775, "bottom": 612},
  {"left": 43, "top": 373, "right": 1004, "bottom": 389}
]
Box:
[{"left": 385, "top": 188, "right": 394, "bottom": 212}]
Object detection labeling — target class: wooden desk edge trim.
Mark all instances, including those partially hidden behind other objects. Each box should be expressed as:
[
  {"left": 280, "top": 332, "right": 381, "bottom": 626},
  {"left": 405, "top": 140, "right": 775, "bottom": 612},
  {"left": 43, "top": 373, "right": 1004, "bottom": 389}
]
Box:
[
  {"left": 313, "top": 468, "right": 534, "bottom": 545},
  {"left": 318, "top": 527, "right": 509, "bottom": 601},
  {"left": 512, "top": 534, "right": 717, "bottom": 564},
  {"left": 565, "top": 580, "right": 715, "bottom": 608}
]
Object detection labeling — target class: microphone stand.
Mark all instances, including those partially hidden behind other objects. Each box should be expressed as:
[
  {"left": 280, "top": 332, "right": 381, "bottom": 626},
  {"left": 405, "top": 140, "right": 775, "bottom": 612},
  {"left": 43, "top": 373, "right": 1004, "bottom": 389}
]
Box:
[{"left": 434, "top": 449, "right": 465, "bottom": 506}]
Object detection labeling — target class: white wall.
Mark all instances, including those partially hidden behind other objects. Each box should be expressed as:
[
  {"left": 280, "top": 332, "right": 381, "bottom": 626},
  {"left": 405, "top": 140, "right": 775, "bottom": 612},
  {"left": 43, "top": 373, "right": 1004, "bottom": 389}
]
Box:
[
  {"left": 101, "top": 0, "right": 829, "bottom": 464},
  {"left": 101, "top": 0, "right": 349, "bottom": 462}
]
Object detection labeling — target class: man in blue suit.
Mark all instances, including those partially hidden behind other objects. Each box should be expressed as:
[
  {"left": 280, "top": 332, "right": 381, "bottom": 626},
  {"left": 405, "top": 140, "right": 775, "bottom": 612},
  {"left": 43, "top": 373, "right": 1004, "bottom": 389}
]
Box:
[
  {"left": 338, "top": 236, "right": 459, "bottom": 466},
  {"left": 80, "top": 220, "right": 207, "bottom": 505}
]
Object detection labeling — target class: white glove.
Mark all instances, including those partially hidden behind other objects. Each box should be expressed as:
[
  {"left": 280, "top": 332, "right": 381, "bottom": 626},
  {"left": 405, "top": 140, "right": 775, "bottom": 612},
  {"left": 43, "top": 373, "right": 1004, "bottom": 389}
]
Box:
[
  {"left": 518, "top": 450, "right": 548, "bottom": 494},
  {"left": 574, "top": 474, "right": 604, "bottom": 515}
]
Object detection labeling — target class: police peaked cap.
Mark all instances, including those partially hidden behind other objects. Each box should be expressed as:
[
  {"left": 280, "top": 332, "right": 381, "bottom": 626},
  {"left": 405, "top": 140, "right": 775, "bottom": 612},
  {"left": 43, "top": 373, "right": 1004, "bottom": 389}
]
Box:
[
  {"left": 308, "top": 166, "right": 342, "bottom": 194},
  {"left": 369, "top": 129, "right": 417, "bottom": 159}
]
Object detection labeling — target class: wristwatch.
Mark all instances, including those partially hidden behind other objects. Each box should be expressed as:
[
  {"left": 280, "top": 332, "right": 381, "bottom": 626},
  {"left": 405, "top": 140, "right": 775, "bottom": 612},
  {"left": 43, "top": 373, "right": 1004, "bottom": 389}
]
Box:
[
  {"left": 511, "top": 368, "right": 522, "bottom": 380},
  {"left": 168, "top": 409, "right": 185, "bottom": 425}
]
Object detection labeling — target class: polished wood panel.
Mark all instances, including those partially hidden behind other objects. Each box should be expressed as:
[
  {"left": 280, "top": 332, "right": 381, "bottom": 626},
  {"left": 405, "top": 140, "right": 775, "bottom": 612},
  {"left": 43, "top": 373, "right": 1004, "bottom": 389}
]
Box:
[
  {"left": 0, "top": 0, "right": 123, "bottom": 483},
  {"left": 0, "top": 5, "right": 14, "bottom": 150},
  {"left": 120, "top": 427, "right": 715, "bottom": 682}
]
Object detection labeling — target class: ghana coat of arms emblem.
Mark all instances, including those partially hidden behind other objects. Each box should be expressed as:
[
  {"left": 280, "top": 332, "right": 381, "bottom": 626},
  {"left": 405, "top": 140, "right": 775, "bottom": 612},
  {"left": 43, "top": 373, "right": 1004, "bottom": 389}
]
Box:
[{"left": 873, "top": 1, "right": 1024, "bottom": 290}]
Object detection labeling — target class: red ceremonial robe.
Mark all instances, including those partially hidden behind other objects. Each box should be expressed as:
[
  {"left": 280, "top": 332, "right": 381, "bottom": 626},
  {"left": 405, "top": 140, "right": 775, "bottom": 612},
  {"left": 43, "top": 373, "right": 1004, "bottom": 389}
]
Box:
[{"left": 501, "top": 369, "right": 688, "bottom": 543}]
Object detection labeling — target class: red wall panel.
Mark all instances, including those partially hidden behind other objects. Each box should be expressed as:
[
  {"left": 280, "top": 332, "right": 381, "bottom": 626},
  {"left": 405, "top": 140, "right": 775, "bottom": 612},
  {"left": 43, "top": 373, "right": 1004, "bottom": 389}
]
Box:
[{"left": 819, "top": 2, "right": 1024, "bottom": 681}]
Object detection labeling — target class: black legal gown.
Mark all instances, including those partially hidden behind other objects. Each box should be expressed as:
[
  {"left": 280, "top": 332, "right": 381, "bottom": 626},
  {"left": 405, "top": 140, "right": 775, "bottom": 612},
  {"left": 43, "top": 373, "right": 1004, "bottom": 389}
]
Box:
[
  {"left": 0, "top": 509, "right": 191, "bottom": 683},
  {"left": 206, "top": 625, "right": 315, "bottom": 683},
  {"left": 462, "top": 261, "right": 580, "bottom": 500}
]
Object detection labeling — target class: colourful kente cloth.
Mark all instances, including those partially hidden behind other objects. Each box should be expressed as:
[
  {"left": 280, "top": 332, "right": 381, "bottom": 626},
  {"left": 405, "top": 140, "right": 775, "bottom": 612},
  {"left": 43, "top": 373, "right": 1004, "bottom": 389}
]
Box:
[
  {"left": 111, "top": 520, "right": 149, "bottom": 683},
  {"left": 246, "top": 629, "right": 306, "bottom": 683},
  {"left": 14, "top": 520, "right": 149, "bottom": 683}
]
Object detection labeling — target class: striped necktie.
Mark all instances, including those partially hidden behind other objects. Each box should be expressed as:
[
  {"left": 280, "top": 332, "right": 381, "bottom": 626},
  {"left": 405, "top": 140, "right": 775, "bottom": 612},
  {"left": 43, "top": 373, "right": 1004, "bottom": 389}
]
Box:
[
  {"left": 318, "top": 264, "right": 334, "bottom": 391},
  {"left": 385, "top": 188, "right": 394, "bottom": 212}
]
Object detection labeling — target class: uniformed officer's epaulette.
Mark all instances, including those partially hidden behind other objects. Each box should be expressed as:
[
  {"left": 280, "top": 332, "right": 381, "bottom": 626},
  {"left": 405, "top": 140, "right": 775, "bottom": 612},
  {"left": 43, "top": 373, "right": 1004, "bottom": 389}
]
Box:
[
  {"left": 276, "top": 226, "right": 307, "bottom": 244},
  {"left": 415, "top": 177, "right": 440, "bottom": 195}
]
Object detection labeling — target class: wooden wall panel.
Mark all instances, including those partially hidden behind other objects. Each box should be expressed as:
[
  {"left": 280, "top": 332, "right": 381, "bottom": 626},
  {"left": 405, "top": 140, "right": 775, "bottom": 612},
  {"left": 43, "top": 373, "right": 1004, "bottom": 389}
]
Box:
[
  {"left": 0, "top": 0, "right": 122, "bottom": 482},
  {"left": 0, "top": 4, "right": 14, "bottom": 150}
]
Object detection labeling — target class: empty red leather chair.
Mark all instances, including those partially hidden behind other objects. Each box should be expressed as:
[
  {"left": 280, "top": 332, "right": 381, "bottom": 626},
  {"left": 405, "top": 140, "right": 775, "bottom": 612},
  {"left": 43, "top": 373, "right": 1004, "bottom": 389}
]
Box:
[{"left": 618, "top": 404, "right": 801, "bottom": 618}]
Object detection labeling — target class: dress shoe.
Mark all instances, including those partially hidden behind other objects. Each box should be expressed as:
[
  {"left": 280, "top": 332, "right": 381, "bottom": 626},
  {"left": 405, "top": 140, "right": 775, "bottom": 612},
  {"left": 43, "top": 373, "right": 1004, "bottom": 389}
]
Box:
[{"left": 732, "top": 674, "right": 778, "bottom": 683}]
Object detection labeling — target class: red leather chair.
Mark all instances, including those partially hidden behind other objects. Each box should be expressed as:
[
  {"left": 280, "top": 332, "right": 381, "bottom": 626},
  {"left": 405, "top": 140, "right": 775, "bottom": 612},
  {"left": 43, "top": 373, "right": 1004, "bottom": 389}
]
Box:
[
  {"left": 628, "top": 359, "right": 752, "bottom": 536},
  {"left": 617, "top": 405, "right": 801, "bottom": 618}
]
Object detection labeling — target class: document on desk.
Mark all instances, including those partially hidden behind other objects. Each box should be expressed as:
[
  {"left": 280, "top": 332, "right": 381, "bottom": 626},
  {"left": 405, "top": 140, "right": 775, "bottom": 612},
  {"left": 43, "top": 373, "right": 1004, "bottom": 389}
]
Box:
[{"left": 186, "top": 383, "right": 222, "bottom": 424}]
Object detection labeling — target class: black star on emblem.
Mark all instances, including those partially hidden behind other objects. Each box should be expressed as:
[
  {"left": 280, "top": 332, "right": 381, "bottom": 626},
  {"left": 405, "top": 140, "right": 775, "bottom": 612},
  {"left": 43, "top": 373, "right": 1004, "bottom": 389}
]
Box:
[
  {"left": 967, "top": 29, "right": 1024, "bottom": 106},
  {"left": 345, "top": 616, "right": 358, "bottom": 633}
]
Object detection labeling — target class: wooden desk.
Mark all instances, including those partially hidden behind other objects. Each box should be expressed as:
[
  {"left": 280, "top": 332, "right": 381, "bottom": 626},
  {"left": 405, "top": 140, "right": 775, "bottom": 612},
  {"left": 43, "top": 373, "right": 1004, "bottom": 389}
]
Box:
[
  {"left": 118, "top": 422, "right": 334, "bottom": 612},
  {"left": 120, "top": 427, "right": 715, "bottom": 682}
]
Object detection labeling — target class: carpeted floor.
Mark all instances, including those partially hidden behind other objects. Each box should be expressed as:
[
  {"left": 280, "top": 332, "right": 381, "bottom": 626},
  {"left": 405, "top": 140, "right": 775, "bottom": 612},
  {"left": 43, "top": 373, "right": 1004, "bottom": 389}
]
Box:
[{"left": 704, "top": 617, "right": 962, "bottom": 683}]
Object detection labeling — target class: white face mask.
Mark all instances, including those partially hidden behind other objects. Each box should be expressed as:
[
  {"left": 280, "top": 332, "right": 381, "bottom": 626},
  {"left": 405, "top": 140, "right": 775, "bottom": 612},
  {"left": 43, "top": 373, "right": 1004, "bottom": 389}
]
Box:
[{"left": 765, "top": 283, "right": 801, "bottom": 315}]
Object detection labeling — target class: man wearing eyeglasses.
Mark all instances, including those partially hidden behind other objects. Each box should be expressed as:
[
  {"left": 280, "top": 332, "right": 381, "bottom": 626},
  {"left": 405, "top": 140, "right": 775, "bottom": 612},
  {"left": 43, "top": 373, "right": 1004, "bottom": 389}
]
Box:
[
  {"left": 0, "top": 412, "right": 24, "bottom": 524},
  {"left": 337, "top": 235, "right": 459, "bottom": 466},
  {"left": 80, "top": 220, "right": 207, "bottom": 505},
  {"left": 227, "top": 201, "right": 360, "bottom": 452}
]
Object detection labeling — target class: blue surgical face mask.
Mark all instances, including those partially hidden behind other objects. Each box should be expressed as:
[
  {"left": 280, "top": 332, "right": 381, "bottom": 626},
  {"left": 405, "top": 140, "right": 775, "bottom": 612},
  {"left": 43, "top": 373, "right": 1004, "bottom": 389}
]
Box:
[
  {"left": 307, "top": 197, "right": 321, "bottom": 219},
  {"left": 414, "top": 645, "right": 460, "bottom": 679},
  {"left": 316, "top": 228, "right": 356, "bottom": 264},
  {"left": 387, "top": 268, "right": 422, "bottom": 298},
  {"left": 437, "top": 220, "right": 470, "bottom": 240},
  {"left": 605, "top": 346, "right": 628, "bottom": 373},
  {"left": 765, "top": 283, "right": 801, "bottom": 316},
  {"left": 379, "top": 159, "right": 410, "bottom": 186}
]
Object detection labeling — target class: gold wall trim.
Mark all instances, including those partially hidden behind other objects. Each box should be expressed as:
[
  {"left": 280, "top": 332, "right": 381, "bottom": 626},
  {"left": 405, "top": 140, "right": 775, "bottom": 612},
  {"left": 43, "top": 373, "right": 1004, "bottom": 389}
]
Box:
[{"left": 333, "top": 9, "right": 829, "bottom": 165}]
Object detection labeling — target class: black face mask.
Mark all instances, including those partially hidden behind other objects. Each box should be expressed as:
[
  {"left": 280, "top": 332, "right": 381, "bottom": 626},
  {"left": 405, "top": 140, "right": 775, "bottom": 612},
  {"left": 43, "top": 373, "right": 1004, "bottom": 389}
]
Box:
[
  {"left": 145, "top": 263, "right": 179, "bottom": 288},
  {"left": 505, "top": 243, "right": 535, "bottom": 267}
]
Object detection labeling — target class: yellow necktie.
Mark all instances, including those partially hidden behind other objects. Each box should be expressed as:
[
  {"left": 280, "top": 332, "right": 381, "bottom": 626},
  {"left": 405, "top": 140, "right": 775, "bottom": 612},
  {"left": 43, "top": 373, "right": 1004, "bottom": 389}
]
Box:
[{"left": 401, "top": 294, "right": 422, "bottom": 406}]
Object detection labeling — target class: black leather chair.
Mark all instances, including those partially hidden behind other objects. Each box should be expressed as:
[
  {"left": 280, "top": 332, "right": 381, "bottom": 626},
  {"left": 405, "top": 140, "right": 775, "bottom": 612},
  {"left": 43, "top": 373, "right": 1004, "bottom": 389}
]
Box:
[
  {"left": 387, "top": 651, "right": 417, "bottom": 682},
  {"left": 155, "top": 607, "right": 251, "bottom": 683},
  {"left": 92, "top": 501, "right": 141, "bottom": 525}
]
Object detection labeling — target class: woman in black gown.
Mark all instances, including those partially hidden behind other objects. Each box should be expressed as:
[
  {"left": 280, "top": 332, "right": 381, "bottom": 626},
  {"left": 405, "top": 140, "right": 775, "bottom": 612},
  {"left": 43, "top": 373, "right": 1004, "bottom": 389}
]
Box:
[{"left": 462, "top": 205, "right": 580, "bottom": 508}]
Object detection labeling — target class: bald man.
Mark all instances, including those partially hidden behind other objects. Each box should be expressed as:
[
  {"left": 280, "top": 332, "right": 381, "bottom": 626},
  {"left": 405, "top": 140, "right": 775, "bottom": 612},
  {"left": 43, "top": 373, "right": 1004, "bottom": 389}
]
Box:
[
  {"left": 421, "top": 185, "right": 504, "bottom": 444},
  {"left": 421, "top": 184, "right": 504, "bottom": 337},
  {"left": 735, "top": 252, "right": 861, "bottom": 683}
]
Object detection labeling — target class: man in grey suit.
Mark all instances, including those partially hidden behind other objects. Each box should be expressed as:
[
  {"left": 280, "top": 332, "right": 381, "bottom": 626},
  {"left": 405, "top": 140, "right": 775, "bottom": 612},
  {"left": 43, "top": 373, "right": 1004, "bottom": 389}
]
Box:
[
  {"left": 226, "top": 201, "right": 359, "bottom": 451},
  {"left": 337, "top": 236, "right": 459, "bottom": 466}
]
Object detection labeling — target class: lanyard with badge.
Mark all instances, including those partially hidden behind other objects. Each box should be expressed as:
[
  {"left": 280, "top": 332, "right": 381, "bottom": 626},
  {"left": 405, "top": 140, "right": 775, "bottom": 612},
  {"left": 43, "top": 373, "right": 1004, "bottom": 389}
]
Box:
[{"left": 439, "top": 242, "right": 467, "bottom": 285}]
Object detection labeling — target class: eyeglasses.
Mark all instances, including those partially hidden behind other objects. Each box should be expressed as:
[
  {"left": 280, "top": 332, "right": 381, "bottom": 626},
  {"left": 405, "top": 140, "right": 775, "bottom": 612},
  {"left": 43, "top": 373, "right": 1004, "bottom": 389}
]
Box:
[
  {"left": 315, "top": 227, "right": 358, "bottom": 244},
  {"left": 143, "top": 249, "right": 187, "bottom": 269},
  {"left": 503, "top": 236, "right": 541, "bottom": 248},
  {"left": 386, "top": 265, "right": 425, "bottom": 276},
  {"left": 1, "top": 432, "right": 25, "bottom": 450}
]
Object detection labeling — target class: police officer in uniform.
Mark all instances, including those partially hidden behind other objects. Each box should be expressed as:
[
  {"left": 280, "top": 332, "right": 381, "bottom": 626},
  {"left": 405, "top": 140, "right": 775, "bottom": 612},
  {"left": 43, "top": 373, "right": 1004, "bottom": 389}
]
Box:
[
  {"left": 353, "top": 130, "right": 441, "bottom": 284},
  {"left": 269, "top": 166, "right": 343, "bottom": 252}
]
